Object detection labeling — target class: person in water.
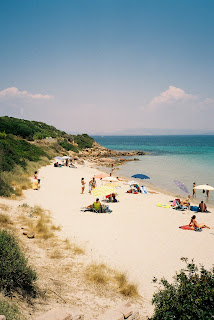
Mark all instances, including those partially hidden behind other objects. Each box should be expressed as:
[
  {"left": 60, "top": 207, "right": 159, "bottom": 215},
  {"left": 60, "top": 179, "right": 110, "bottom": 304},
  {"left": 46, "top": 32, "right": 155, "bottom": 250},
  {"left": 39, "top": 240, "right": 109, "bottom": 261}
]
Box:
[{"left": 188, "top": 215, "right": 210, "bottom": 230}]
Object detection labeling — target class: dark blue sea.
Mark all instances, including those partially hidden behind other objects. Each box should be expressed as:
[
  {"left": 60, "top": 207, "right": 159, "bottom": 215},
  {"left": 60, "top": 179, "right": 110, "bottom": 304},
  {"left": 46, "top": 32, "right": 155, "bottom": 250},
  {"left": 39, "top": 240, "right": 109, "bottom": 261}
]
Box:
[{"left": 93, "top": 135, "right": 214, "bottom": 205}]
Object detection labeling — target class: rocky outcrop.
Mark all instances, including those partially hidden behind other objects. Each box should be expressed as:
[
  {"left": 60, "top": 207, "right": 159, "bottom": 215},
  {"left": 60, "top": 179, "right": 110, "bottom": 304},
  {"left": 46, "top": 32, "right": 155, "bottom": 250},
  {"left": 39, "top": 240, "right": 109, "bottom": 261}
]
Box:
[{"left": 69, "top": 142, "right": 146, "bottom": 167}]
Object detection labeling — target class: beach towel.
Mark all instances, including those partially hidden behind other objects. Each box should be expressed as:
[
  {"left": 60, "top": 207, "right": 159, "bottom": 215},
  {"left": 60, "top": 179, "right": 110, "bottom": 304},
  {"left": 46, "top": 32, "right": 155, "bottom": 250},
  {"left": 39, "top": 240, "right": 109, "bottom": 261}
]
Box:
[
  {"left": 156, "top": 203, "right": 171, "bottom": 208},
  {"left": 190, "top": 206, "right": 199, "bottom": 211},
  {"left": 179, "top": 225, "right": 205, "bottom": 230},
  {"left": 141, "top": 186, "right": 148, "bottom": 194}
]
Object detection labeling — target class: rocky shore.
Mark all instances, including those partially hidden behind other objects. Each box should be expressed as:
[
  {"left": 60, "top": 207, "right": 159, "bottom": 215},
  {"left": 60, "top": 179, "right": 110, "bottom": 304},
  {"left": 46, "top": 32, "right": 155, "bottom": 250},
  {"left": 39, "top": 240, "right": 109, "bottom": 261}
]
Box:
[{"left": 71, "top": 142, "right": 146, "bottom": 167}]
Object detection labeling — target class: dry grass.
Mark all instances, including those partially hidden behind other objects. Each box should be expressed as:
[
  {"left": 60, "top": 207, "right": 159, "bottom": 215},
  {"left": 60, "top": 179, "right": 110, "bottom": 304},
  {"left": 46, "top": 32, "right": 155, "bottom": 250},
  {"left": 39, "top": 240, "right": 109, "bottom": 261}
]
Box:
[
  {"left": 49, "top": 249, "right": 63, "bottom": 259},
  {"left": 63, "top": 238, "right": 85, "bottom": 255},
  {"left": 85, "top": 263, "right": 139, "bottom": 298},
  {"left": 1, "top": 157, "right": 50, "bottom": 197},
  {"left": 85, "top": 264, "right": 110, "bottom": 285},
  {"left": 0, "top": 204, "right": 10, "bottom": 212},
  {"left": 0, "top": 213, "right": 13, "bottom": 226}
]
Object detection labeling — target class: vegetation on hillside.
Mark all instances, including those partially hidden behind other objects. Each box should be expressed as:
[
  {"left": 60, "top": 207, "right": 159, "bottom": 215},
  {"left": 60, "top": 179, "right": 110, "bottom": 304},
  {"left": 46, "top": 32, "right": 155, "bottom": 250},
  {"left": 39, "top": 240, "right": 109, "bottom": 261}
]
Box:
[
  {"left": 150, "top": 258, "right": 214, "bottom": 320},
  {"left": 0, "top": 116, "right": 94, "bottom": 196}
]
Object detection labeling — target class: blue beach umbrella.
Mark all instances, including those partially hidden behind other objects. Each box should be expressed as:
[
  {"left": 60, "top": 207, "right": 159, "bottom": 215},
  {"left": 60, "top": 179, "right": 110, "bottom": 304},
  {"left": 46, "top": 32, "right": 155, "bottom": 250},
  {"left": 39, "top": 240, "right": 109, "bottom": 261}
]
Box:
[
  {"left": 174, "top": 180, "right": 189, "bottom": 194},
  {"left": 131, "top": 174, "right": 150, "bottom": 180}
]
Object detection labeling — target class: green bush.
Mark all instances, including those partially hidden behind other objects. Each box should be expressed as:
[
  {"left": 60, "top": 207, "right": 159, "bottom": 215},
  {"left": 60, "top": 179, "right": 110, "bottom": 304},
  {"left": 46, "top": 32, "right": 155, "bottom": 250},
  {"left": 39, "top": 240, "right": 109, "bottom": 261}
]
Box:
[
  {"left": 150, "top": 258, "right": 214, "bottom": 320},
  {"left": 0, "top": 299, "right": 26, "bottom": 320},
  {"left": 0, "top": 136, "right": 46, "bottom": 172},
  {"left": 0, "top": 230, "right": 37, "bottom": 296},
  {"left": 74, "top": 134, "right": 94, "bottom": 149},
  {"left": 58, "top": 139, "right": 79, "bottom": 152}
]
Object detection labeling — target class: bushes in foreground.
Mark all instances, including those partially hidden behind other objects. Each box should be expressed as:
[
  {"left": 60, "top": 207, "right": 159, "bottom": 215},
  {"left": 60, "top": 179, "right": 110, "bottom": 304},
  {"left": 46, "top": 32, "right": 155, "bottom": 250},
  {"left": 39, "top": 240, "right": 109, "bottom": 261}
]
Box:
[
  {"left": 150, "top": 258, "right": 214, "bottom": 320},
  {"left": 0, "top": 230, "right": 37, "bottom": 296}
]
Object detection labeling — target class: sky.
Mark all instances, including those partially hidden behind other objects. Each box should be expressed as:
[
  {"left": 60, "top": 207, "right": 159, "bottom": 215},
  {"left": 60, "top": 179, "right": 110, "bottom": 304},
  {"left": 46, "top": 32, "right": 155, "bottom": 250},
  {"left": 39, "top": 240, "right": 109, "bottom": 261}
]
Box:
[{"left": 1, "top": 0, "right": 214, "bottom": 135}]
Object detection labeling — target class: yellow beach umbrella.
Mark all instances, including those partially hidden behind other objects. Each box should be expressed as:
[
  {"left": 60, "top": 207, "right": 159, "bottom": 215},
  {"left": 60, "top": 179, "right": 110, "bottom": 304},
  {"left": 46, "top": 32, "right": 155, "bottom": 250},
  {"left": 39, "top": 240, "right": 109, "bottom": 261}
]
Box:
[
  {"left": 91, "top": 186, "right": 116, "bottom": 196},
  {"left": 104, "top": 182, "right": 119, "bottom": 188}
]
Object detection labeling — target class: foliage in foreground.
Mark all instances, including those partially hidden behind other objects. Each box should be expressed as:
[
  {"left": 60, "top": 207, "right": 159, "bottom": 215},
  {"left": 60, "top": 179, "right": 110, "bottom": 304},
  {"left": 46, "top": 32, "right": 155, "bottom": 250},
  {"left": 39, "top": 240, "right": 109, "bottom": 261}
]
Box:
[
  {"left": 150, "top": 258, "right": 214, "bottom": 320},
  {"left": 0, "top": 298, "right": 26, "bottom": 320},
  {"left": 0, "top": 230, "right": 37, "bottom": 297}
]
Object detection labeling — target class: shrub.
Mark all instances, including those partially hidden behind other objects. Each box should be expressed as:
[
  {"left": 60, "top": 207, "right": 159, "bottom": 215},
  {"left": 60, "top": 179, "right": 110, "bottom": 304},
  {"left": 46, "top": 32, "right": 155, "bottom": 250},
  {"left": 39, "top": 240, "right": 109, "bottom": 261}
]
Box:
[
  {"left": 74, "top": 134, "right": 94, "bottom": 149},
  {"left": 0, "top": 299, "right": 26, "bottom": 320},
  {"left": 150, "top": 258, "right": 214, "bottom": 320},
  {"left": 58, "top": 139, "right": 79, "bottom": 152},
  {"left": 0, "top": 176, "right": 14, "bottom": 197},
  {"left": 0, "top": 230, "right": 37, "bottom": 296}
]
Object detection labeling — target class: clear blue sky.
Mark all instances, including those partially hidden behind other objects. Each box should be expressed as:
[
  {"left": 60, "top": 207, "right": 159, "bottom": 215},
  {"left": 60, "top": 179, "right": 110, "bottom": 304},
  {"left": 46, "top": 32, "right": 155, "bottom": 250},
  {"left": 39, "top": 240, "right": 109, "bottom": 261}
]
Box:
[{"left": 1, "top": 0, "right": 214, "bottom": 134}]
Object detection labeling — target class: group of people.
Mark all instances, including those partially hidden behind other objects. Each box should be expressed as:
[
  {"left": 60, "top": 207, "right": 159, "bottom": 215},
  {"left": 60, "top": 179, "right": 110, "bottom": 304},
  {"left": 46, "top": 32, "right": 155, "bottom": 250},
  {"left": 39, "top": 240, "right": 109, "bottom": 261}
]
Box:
[
  {"left": 54, "top": 160, "right": 76, "bottom": 168},
  {"left": 192, "top": 182, "right": 210, "bottom": 198},
  {"left": 81, "top": 177, "right": 97, "bottom": 194}
]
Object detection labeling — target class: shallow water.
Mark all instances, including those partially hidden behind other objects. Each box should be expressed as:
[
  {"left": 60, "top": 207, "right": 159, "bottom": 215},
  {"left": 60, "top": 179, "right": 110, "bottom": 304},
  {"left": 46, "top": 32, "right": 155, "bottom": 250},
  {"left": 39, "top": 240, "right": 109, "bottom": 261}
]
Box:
[{"left": 93, "top": 135, "right": 214, "bottom": 206}]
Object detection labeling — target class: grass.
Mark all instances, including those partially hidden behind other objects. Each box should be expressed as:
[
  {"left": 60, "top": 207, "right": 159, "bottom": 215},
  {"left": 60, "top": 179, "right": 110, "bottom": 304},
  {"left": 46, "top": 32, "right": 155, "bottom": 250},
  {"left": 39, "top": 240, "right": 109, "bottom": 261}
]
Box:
[
  {"left": 85, "top": 263, "right": 139, "bottom": 298},
  {"left": 49, "top": 249, "right": 63, "bottom": 259},
  {"left": 63, "top": 238, "right": 85, "bottom": 255},
  {"left": 0, "top": 213, "right": 13, "bottom": 226},
  {"left": 0, "top": 298, "right": 26, "bottom": 320},
  {"left": 0, "top": 157, "right": 50, "bottom": 198},
  {"left": 18, "top": 205, "right": 61, "bottom": 240},
  {"left": 0, "top": 204, "right": 10, "bottom": 212}
]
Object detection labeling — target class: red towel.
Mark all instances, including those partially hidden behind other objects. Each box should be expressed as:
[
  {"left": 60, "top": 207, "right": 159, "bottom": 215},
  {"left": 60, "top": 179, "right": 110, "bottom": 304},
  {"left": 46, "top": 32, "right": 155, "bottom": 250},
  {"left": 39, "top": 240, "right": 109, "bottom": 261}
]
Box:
[{"left": 179, "top": 225, "right": 205, "bottom": 230}]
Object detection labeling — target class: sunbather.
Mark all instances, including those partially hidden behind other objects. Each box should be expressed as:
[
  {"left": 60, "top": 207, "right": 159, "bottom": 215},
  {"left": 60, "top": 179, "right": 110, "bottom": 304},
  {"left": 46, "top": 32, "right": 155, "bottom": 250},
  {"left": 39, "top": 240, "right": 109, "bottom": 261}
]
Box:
[
  {"left": 188, "top": 215, "right": 210, "bottom": 230},
  {"left": 198, "top": 201, "right": 207, "bottom": 212},
  {"left": 93, "top": 198, "right": 102, "bottom": 212}
]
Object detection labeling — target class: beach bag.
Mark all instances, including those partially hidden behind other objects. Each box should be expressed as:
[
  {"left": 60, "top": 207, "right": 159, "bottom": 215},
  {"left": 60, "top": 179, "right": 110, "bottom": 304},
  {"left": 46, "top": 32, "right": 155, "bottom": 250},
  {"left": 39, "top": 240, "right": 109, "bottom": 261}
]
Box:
[{"left": 194, "top": 227, "right": 202, "bottom": 232}]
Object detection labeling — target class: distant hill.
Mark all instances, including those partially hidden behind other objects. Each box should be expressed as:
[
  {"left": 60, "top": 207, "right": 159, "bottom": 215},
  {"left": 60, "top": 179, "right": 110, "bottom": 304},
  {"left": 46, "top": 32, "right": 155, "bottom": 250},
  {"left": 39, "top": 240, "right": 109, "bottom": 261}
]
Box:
[{"left": 0, "top": 116, "right": 94, "bottom": 196}]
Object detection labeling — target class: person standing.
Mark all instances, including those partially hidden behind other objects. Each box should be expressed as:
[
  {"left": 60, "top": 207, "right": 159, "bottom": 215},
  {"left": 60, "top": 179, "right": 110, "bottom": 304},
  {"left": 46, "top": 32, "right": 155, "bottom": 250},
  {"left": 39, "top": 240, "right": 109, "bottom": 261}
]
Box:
[
  {"left": 81, "top": 178, "right": 86, "bottom": 194},
  {"left": 206, "top": 185, "right": 210, "bottom": 198},
  {"left": 193, "top": 182, "right": 196, "bottom": 198}
]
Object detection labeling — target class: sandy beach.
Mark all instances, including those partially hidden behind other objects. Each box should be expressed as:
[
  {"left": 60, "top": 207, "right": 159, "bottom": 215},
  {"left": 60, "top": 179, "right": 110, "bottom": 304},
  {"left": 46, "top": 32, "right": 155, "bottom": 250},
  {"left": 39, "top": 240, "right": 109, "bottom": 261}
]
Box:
[{"left": 14, "top": 161, "right": 213, "bottom": 317}]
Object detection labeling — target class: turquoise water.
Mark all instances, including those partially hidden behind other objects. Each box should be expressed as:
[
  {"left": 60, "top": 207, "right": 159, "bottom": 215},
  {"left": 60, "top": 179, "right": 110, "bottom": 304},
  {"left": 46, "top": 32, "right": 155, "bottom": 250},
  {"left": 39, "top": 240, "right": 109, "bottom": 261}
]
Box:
[{"left": 93, "top": 136, "right": 214, "bottom": 205}]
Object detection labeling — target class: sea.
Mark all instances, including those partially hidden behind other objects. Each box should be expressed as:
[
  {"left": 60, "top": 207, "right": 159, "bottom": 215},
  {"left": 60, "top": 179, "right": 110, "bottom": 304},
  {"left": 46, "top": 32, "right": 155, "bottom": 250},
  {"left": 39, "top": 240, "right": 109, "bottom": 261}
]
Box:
[{"left": 93, "top": 135, "right": 214, "bottom": 206}]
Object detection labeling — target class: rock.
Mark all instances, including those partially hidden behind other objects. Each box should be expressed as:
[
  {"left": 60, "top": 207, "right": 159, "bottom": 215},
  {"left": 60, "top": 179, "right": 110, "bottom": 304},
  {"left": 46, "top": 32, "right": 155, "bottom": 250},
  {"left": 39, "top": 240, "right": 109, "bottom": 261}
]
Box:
[
  {"left": 97, "top": 310, "right": 123, "bottom": 320},
  {"left": 0, "top": 315, "right": 6, "bottom": 320},
  {"left": 127, "top": 311, "right": 140, "bottom": 320},
  {"left": 117, "top": 303, "right": 133, "bottom": 318},
  {"left": 27, "top": 232, "right": 35, "bottom": 239},
  {"left": 36, "top": 307, "right": 73, "bottom": 320}
]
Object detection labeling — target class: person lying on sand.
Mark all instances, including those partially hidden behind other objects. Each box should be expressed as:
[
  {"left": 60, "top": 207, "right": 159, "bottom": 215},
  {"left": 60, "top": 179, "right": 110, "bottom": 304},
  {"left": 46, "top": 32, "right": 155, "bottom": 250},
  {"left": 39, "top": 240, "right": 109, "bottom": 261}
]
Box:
[
  {"left": 180, "top": 195, "right": 191, "bottom": 209},
  {"left": 188, "top": 215, "right": 210, "bottom": 230},
  {"left": 198, "top": 201, "right": 207, "bottom": 212}
]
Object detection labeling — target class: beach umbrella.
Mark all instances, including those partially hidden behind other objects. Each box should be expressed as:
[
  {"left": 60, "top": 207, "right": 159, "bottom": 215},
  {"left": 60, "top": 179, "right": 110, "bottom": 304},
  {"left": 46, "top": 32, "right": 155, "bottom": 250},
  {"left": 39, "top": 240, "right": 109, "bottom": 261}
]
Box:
[
  {"left": 104, "top": 182, "right": 119, "bottom": 188},
  {"left": 94, "top": 173, "right": 109, "bottom": 179},
  {"left": 174, "top": 180, "right": 189, "bottom": 194},
  {"left": 102, "top": 176, "right": 119, "bottom": 182},
  {"left": 127, "top": 180, "right": 137, "bottom": 186},
  {"left": 194, "top": 184, "right": 214, "bottom": 191},
  {"left": 62, "top": 156, "right": 72, "bottom": 160},
  {"left": 54, "top": 156, "right": 63, "bottom": 160},
  {"left": 131, "top": 174, "right": 150, "bottom": 180},
  {"left": 91, "top": 186, "right": 116, "bottom": 197}
]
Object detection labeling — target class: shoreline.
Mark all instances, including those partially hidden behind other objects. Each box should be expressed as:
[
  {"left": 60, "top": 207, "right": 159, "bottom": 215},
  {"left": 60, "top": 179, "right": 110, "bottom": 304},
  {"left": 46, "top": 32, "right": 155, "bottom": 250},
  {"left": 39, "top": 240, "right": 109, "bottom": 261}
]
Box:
[{"left": 93, "top": 161, "right": 214, "bottom": 210}]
